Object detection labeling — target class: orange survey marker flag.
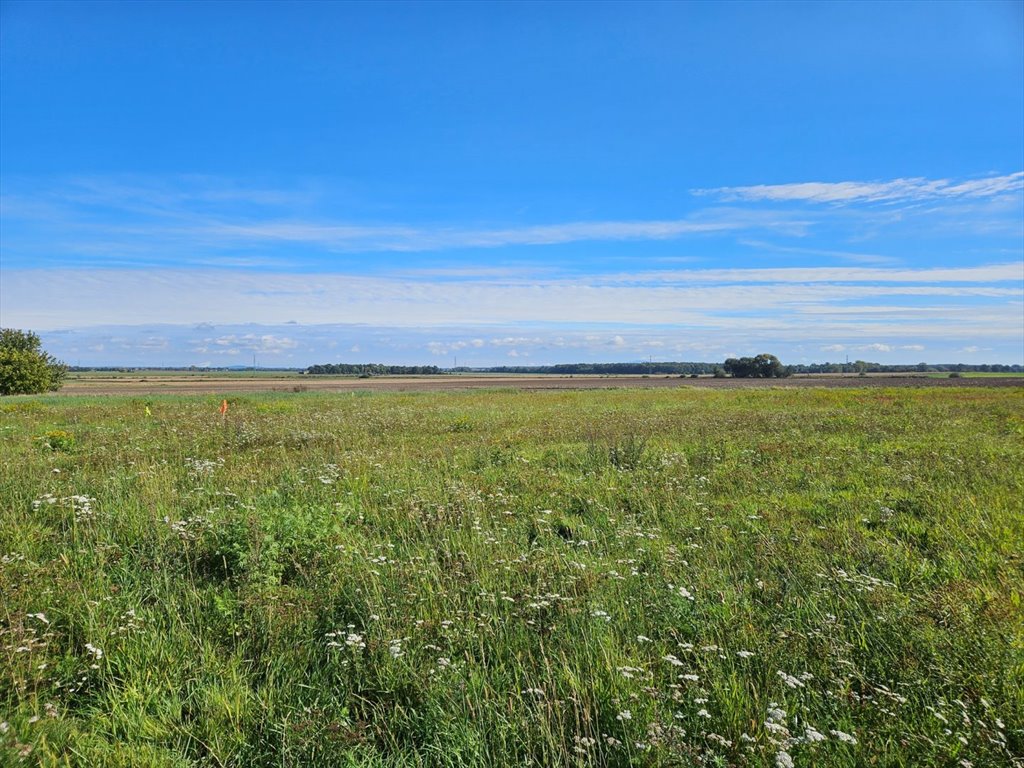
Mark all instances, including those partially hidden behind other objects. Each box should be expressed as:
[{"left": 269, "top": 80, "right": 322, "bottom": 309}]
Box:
[{"left": 219, "top": 399, "right": 229, "bottom": 416}]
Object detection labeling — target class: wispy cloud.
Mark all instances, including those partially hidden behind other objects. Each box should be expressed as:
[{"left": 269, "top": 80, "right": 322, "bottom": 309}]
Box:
[
  {"left": 695, "top": 171, "right": 1024, "bottom": 205},
  {"left": 593, "top": 262, "right": 1023, "bottom": 285},
  {"left": 4, "top": 266, "right": 1020, "bottom": 345},
  {"left": 1, "top": 175, "right": 813, "bottom": 261},
  {"left": 738, "top": 239, "right": 900, "bottom": 265},
  {"left": 3, "top": 174, "right": 1021, "bottom": 268},
  {"left": 197, "top": 216, "right": 763, "bottom": 251}
]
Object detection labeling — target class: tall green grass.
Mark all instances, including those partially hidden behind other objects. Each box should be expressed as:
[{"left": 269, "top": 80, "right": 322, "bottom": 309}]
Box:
[{"left": 1, "top": 387, "right": 1022, "bottom": 766}]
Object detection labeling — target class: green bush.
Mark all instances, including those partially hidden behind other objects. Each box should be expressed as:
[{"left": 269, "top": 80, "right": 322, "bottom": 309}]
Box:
[{"left": 0, "top": 328, "right": 67, "bottom": 395}]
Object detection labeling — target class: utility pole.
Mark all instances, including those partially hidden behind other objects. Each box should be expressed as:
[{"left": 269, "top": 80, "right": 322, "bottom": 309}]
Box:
[{"left": 252, "top": 354, "right": 256, "bottom": 378}]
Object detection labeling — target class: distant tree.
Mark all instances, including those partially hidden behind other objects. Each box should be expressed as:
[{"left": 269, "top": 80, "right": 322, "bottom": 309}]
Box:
[
  {"left": 723, "top": 354, "right": 790, "bottom": 378},
  {"left": 0, "top": 329, "right": 68, "bottom": 395}
]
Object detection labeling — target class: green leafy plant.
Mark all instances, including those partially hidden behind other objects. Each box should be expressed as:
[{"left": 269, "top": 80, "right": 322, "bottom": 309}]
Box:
[
  {"left": 0, "top": 328, "right": 68, "bottom": 395},
  {"left": 40, "top": 429, "right": 75, "bottom": 452}
]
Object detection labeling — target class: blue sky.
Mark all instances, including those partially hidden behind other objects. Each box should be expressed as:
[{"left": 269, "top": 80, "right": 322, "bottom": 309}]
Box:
[{"left": 1, "top": 0, "right": 1022, "bottom": 367}]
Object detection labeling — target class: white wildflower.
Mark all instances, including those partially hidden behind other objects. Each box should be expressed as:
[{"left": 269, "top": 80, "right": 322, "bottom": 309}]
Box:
[
  {"left": 777, "top": 671, "right": 804, "bottom": 688},
  {"left": 830, "top": 729, "right": 857, "bottom": 744}
]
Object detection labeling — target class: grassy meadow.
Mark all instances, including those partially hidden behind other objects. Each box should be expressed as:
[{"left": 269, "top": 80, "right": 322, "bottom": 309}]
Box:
[{"left": 1, "top": 387, "right": 1022, "bottom": 767}]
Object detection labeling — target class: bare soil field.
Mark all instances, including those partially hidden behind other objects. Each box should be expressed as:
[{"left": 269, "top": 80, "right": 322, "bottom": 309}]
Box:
[{"left": 56, "top": 372, "right": 1024, "bottom": 395}]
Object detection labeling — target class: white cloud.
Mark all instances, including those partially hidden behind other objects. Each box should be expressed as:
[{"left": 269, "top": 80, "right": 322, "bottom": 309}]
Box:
[
  {"left": 821, "top": 344, "right": 846, "bottom": 352},
  {"left": 426, "top": 342, "right": 449, "bottom": 356},
  {"left": 860, "top": 343, "right": 893, "bottom": 353},
  {"left": 5, "top": 267, "right": 1021, "bottom": 338},
  {"left": 194, "top": 215, "right": 773, "bottom": 252},
  {"left": 696, "top": 171, "right": 1023, "bottom": 205},
  {"left": 599, "top": 262, "right": 1023, "bottom": 285},
  {"left": 205, "top": 333, "right": 298, "bottom": 354}
]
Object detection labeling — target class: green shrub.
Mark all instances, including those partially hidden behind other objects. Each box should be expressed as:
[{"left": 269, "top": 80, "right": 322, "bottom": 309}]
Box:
[{"left": 0, "top": 328, "right": 67, "bottom": 395}]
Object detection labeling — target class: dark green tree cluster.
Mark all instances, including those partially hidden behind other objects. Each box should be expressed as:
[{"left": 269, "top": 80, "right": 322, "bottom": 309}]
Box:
[
  {"left": 0, "top": 329, "right": 68, "bottom": 395},
  {"left": 722, "top": 354, "right": 791, "bottom": 378}
]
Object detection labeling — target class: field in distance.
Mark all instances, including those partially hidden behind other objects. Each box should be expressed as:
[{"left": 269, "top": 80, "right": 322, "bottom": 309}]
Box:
[
  {"left": 2, "top": 386, "right": 1021, "bottom": 766},
  {"left": 58, "top": 369, "right": 1024, "bottom": 395}
]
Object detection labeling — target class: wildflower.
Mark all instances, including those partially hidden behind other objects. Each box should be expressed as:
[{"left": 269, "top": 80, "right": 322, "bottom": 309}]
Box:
[
  {"left": 830, "top": 729, "right": 857, "bottom": 744},
  {"left": 777, "top": 671, "right": 804, "bottom": 688},
  {"left": 697, "top": 708, "right": 711, "bottom": 719},
  {"left": 804, "top": 726, "right": 826, "bottom": 742},
  {"left": 662, "top": 654, "right": 684, "bottom": 666},
  {"left": 617, "top": 710, "right": 632, "bottom": 721},
  {"left": 736, "top": 650, "right": 755, "bottom": 658},
  {"left": 84, "top": 643, "right": 103, "bottom": 659},
  {"left": 776, "top": 751, "right": 795, "bottom": 768}
]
